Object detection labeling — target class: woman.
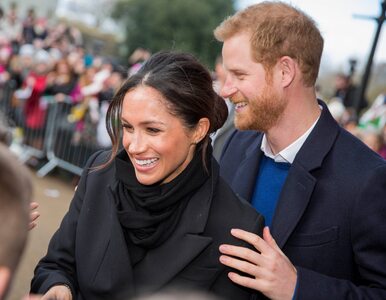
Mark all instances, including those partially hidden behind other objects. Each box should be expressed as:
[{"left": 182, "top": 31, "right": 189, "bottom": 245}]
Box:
[{"left": 31, "top": 52, "right": 264, "bottom": 300}]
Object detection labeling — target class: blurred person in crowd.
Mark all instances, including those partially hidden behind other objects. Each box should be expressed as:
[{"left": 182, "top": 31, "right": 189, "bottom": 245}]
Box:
[
  {"left": 33, "top": 18, "right": 48, "bottom": 41},
  {"left": 1, "top": 2, "right": 22, "bottom": 52},
  {"left": 96, "top": 67, "right": 125, "bottom": 148},
  {"left": 0, "top": 37, "right": 12, "bottom": 84},
  {"left": 128, "top": 48, "right": 151, "bottom": 76},
  {"left": 360, "top": 92, "right": 386, "bottom": 132},
  {"left": 0, "top": 6, "right": 4, "bottom": 30},
  {"left": 211, "top": 55, "right": 235, "bottom": 161},
  {"left": 334, "top": 72, "right": 368, "bottom": 112},
  {"left": 380, "top": 124, "right": 386, "bottom": 159},
  {"left": 81, "top": 57, "right": 112, "bottom": 98},
  {"left": 0, "top": 112, "right": 12, "bottom": 146},
  {"left": 13, "top": 49, "right": 51, "bottom": 149},
  {"left": 71, "top": 57, "right": 114, "bottom": 146},
  {"left": 214, "top": 2, "right": 386, "bottom": 299},
  {"left": 7, "top": 43, "right": 37, "bottom": 95},
  {"left": 0, "top": 143, "right": 32, "bottom": 299},
  {"left": 22, "top": 8, "right": 36, "bottom": 44},
  {"left": 360, "top": 127, "right": 383, "bottom": 154},
  {"left": 342, "top": 114, "right": 361, "bottom": 138},
  {"left": 327, "top": 97, "right": 346, "bottom": 125},
  {"left": 44, "top": 59, "right": 79, "bottom": 103},
  {"left": 30, "top": 51, "right": 264, "bottom": 300},
  {"left": 68, "top": 27, "right": 83, "bottom": 48},
  {"left": 67, "top": 66, "right": 97, "bottom": 146}
]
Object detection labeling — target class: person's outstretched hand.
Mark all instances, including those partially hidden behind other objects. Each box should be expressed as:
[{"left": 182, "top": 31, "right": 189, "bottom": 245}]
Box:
[{"left": 29, "top": 202, "right": 40, "bottom": 230}]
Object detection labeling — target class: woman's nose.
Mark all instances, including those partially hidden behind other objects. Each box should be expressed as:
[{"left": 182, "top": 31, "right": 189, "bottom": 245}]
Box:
[{"left": 128, "top": 133, "right": 146, "bottom": 154}]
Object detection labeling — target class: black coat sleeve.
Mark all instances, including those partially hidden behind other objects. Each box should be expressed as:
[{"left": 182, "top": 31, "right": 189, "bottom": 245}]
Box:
[{"left": 30, "top": 151, "right": 104, "bottom": 296}]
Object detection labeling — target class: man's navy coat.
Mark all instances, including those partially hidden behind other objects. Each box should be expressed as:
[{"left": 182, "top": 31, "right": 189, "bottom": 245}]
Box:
[{"left": 220, "top": 101, "right": 386, "bottom": 299}]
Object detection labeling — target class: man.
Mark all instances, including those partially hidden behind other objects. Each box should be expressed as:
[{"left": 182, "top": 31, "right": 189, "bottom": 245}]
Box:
[
  {"left": 0, "top": 143, "right": 32, "bottom": 299},
  {"left": 214, "top": 2, "right": 386, "bottom": 299},
  {"left": 212, "top": 56, "right": 235, "bottom": 161}
]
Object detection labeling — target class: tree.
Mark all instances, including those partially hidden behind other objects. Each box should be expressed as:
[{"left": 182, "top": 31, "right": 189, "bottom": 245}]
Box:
[{"left": 113, "top": 0, "right": 235, "bottom": 67}]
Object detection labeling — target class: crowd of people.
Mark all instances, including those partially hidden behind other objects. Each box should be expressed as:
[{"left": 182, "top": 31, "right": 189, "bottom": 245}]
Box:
[
  {"left": 326, "top": 73, "right": 386, "bottom": 159},
  {"left": 0, "top": 3, "right": 127, "bottom": 154},
  {"left": 0, "top": 1, "right": 385, "bottom": 300}
]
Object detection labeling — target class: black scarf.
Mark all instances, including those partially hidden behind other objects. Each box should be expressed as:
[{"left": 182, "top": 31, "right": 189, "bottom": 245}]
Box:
[{"left": 112, "top": 147, "right": 210, "bottom": 265}]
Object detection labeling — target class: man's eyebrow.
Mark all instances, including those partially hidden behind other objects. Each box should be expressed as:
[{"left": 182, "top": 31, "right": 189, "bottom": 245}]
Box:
[{"left": 226, "top": 67, "right": 247, "bottom": 75}]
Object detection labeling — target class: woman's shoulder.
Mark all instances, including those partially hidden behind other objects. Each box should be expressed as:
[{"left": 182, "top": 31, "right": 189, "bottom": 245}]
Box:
[
  {"left": 208, "top": 176, "right": 264, "bottom": 236},
  {"left": 80, "top": 150, "right": 115, "bottom": 181}
]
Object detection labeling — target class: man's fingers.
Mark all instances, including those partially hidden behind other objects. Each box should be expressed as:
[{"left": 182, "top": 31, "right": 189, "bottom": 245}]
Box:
[
  {"left": 219, "top": 254, "right": 261, "bottom": 277},
  {"left": 230, "top": 228, "right": 271, "bottom": 253},
  {"left": 227, "top": 271, "right": 261, "bottom": 291},
  {"left": 263, "top": 227, "right": 286, "bottom": 256},
  {"left": 219, "top": 244, "right": 261, "bottom": 264}
]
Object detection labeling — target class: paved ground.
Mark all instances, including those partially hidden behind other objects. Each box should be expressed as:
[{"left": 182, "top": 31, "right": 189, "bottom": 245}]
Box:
[{"left": 8, "top": 170, "right": 76, "bottom": 300}]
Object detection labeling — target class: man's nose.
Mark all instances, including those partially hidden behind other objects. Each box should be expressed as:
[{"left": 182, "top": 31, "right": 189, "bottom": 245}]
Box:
[{"left": 220, "top": 76, "right": 237, "bottom": 98}]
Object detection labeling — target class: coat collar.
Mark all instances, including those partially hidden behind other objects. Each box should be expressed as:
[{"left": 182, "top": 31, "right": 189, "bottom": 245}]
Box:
[
  {"left": 97, "top": 159, "right": 218, "bottom": 294},
  {"left": 233, "top": 100, "right": 340, "bottom": 247},
  {"left": 271, "top": 100, "right": 340, "bottom": 247},
  {"left": 134, "top": 160, "right": 220, "bottom": 292},
  {"left": 232, "top": 134, "right": 264, "bottom": 201}
]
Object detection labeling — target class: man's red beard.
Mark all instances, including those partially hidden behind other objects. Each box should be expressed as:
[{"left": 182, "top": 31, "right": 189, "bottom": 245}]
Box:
[{"left": 232, "top": 85, "right": 287, "bottom": 132}]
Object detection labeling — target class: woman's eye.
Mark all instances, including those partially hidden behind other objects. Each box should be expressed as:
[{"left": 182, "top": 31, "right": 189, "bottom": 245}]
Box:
[
  {"left": 147, "top": 127, "right": 161, "bottom": 133},
  {"left": 122, "top": 124, "right": 133, "bottom": 132}
]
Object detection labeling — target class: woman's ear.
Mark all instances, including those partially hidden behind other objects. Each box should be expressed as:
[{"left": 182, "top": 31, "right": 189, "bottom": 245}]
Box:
[
  {"left": 278, "top": 56, "right": 296, "bottom": 88},
  {"left": 193, "top": 118, "right": 210, "bottom": 144}
]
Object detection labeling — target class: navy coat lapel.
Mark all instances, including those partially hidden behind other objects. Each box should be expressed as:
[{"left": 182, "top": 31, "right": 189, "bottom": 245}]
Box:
[
  {"left": 271, "top": 100, "right": 340, "bottom": 247},
  {"left": 232, "top": 134, "right": 263, "bottom": 201},
  {"left": 270, "top": 164, "right": 316, "bottom": 248},
  {"left": 134, "top": 163, "right": 217, "bottom": 293}
]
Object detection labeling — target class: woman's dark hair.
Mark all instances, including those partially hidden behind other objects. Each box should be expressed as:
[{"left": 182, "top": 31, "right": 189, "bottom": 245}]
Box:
[{"left": 102, "top": 51, "right": 228, "bottom": 170}]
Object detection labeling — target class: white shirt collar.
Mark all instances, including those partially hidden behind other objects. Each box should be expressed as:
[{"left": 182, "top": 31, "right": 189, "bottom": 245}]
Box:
[{"left": 261, "top": 113, "right": 321, "bottom": 164}]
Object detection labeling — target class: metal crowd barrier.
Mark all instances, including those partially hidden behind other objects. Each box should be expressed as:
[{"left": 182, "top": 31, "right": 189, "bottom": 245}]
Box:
[
  {"left": 0, "top": 83, "right": 102, "bottom": 177},
  {"left": 36, "top": 96, "right": 100, "bottom": 177}
]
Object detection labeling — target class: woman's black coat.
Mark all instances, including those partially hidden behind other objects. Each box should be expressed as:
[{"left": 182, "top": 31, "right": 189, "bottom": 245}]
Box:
[{"left": 31, "top": 150, "right": 264, "bottom": 300}]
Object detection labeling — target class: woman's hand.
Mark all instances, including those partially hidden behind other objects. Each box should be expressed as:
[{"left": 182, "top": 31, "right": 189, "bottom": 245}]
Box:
[
  {"left": 29, "top": 202, "right": 40, "bottom": 230},
  {"left": 41, "top": 285, "right": 72, "bottom": 300}
]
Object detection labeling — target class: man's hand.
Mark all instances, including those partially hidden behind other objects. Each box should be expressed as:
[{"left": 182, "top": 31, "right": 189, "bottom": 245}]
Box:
[{"left": 219, "top": 227, "right": 297, "bottom": 300}]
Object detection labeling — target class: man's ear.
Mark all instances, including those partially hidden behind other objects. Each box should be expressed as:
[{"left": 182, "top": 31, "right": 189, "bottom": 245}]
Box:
[
  {"left": 193, "top": 118, "right": 210, "bottom": 144},
  {"left": 278, "top": 56, "right": 296, "bottom": 88},
  {"left": 0, "top": 267, "right": 11, "bottom": 299}
]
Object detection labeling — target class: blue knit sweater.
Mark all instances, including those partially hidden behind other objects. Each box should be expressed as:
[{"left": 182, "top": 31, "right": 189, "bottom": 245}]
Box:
[{"left": 251, "top": 155, "right": 291, "bottom": 227}]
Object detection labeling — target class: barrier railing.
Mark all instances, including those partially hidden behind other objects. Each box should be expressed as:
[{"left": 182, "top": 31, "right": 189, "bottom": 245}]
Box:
[
  {"left": 0, "top": 84, "right": 102, "bottom": 177},
  {"left": 36, "top": 96, "right": 100, "bottom": 177}
]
